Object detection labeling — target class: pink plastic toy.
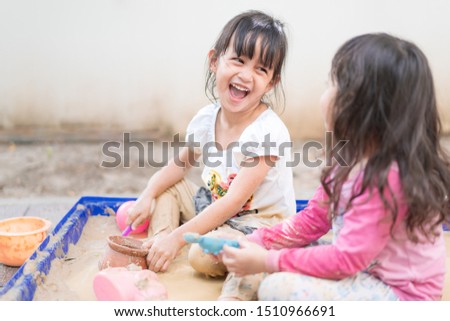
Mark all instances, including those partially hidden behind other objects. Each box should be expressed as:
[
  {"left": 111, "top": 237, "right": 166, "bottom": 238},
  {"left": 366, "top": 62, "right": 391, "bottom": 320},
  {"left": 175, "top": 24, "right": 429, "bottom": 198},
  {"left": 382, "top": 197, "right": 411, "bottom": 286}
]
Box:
[
  {"left": 115, "top": 201, "right": 149, "bottom": 235},
  {"left": 93, "top": 267, "right": 168, "bottom": 300}
]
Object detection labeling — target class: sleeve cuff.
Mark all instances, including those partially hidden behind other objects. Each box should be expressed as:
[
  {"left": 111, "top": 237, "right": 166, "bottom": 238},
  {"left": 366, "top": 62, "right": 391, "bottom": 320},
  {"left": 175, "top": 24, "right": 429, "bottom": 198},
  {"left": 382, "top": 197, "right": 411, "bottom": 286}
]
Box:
[
  {"left": 265, "top": 250, "right": 281, "bottom": 273},
  {"left": 246, "top": 232, "right": 264, "bottom": 246}
]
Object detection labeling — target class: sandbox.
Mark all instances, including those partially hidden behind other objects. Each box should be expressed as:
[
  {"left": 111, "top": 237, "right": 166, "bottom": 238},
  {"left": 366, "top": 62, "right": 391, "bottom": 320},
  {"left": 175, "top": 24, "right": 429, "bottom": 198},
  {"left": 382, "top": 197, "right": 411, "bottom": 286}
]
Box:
[
  {"left": 0, "top": 197, "right": 225, "bottom": 300},
  {"left": 3, "top": 196, "right": 291, "bottom": 300}
]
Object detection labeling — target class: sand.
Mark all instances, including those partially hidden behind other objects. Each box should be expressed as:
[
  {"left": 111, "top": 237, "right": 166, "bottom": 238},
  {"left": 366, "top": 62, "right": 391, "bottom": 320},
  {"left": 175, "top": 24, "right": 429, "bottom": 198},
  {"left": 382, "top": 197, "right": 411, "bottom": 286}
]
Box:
[{"left": 33, "top": 215, "right": 224, "bottom": 301}]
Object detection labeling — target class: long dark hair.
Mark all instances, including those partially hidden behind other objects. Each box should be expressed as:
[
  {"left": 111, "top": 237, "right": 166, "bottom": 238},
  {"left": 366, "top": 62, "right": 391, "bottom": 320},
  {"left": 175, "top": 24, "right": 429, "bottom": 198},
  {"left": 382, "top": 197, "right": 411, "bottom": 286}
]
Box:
[
  {"left": 321, "top": 33, "right": 450, "bottom": 241},
  {"left": 205, "top": 10, "right": 288, "bottom": 109}
]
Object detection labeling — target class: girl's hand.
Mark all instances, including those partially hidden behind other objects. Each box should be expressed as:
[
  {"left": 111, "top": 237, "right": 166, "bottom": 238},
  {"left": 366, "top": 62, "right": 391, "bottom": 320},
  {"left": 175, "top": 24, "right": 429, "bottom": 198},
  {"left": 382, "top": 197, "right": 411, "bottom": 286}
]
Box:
[
  {"left": 221, "top": 240, "right": 269, "bottom": 277},
  {"left": 143, "top": 232, "right": 183, "bottom": 272},
  {"left": 126, "top": 196, "right": 155, "bottom": 231}
]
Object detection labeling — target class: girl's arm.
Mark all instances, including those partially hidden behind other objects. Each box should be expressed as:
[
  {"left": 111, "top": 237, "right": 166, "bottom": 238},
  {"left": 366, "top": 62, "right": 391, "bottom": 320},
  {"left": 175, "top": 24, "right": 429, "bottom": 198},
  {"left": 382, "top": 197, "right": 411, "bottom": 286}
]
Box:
[
  {"left": 247, "top": 185, "right": 332, "bottom": 249},
  {"left": 224, "top": 169, "right": 404, "bottom": 279},
  {"left": 176, "top": 156, "right": 278, "bottom": 235},
  {"left": 146, "top": 155, "right": 276, "bottom": 272},
  {"left": 222, "top": 186, "right": 332, "bottom": 276},
  {"left": 264, "top": 190, "right": 396, "bottom": 279},
  {"left": 127, "top": 146, "right": 196, "bottom": 229}
]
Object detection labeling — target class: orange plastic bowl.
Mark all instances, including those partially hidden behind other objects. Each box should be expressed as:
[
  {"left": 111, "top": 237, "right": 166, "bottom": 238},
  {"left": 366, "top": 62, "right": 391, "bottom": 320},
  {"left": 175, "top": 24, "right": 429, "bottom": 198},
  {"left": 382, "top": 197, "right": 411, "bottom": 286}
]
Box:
[{"left": 0, "top": 216, "right": 52, "bottom": 267}]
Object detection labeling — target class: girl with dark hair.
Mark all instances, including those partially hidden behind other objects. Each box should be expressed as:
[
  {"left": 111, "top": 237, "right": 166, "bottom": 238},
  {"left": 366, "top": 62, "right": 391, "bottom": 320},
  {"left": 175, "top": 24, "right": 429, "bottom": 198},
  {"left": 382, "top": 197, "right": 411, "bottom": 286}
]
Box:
[
  {"left": 222, "top": 33, "right": 450, "bottom": 300},
  {"left": 127, "top": 10, "right": 295, "bottom": 299}
]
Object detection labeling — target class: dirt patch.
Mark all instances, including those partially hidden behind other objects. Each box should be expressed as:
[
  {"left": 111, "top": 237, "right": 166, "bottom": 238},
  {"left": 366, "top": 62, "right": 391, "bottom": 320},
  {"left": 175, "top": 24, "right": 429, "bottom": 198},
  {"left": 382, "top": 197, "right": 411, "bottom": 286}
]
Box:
[
  {"left": 0, "top": 139, "right": 324, "bottom": 200},
  {"left": 0, "top": 141, "right": 163, "bottom": 198},
  {"left": 0, "top": 132, "right": 448, "bottom": 200}
]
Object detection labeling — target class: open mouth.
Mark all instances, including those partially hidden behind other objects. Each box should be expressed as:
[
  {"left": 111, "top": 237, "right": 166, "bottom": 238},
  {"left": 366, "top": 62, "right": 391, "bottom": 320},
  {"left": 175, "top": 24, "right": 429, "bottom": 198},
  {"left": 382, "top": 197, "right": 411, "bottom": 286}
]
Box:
[{"left": 229, "top": 83, "right": 250, "bottom": 99}]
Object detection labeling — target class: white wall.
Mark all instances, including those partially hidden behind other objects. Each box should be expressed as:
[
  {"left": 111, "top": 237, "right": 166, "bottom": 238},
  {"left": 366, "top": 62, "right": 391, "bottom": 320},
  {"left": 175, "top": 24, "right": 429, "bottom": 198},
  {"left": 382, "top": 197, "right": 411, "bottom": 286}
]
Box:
[{"left": 1, "top": 0, "right": 449, "bottom": 139}]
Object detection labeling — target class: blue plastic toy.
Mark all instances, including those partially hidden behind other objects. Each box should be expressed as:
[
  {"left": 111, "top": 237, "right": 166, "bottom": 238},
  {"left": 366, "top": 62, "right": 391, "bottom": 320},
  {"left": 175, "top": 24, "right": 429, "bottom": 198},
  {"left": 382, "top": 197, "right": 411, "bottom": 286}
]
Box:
[{"left": 183, "top": 233, "right": 240, "bottom": 255}]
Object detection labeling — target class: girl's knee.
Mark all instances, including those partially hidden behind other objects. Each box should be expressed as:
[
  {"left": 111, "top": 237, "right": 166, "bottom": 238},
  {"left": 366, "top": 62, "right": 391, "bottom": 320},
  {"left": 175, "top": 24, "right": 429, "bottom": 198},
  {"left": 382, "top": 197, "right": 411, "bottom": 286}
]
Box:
[
  {"left": 219, "top": 273, "right": 263, "bottom": 301},
  {"left": 258, "top": 272, "right": 306, "bottom": 300},
  {"left": 187, "top": 243, "right": 227, "bottom": 277},
  {"left": 258, "top": 273, "right": 284, "bottom": 300}
]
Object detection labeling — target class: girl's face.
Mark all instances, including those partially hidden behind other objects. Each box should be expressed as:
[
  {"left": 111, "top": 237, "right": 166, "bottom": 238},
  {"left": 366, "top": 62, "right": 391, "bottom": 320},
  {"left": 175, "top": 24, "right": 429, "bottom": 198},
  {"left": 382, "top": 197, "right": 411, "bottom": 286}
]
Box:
[
  {"left": 319, "top": 79, "right": 337, "bottom": 130},
  {"left": 209, "top": 40, "right": 276, "bottom": 114}
]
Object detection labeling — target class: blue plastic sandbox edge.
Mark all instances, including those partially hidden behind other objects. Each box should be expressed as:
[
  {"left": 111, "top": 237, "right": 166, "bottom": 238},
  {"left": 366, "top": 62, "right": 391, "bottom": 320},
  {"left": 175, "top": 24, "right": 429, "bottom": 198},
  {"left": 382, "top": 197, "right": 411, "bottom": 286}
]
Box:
[{"left": 0, "top": 196, "right": 136, "bottom": 301}]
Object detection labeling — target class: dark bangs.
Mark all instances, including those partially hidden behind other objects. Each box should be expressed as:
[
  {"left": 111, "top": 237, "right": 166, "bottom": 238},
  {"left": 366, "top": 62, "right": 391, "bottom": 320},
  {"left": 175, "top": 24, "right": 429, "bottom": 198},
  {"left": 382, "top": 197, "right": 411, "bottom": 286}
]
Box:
[
  {"left": 231, "top": 19, "right": 286, "bottom": 78},
  {"left": 212, "top": 10, "right": 287, "bottom": 81}
]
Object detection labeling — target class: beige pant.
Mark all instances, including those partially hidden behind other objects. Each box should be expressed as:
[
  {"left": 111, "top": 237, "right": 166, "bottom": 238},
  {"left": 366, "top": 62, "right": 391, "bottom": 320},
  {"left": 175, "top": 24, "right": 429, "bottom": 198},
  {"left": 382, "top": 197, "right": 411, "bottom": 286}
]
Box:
[
  {"left": 148, "top": 178, "right": 198, "bottom": 237},
  {"left": 150, "top": 178, "right": 285, "bottom": 300}
]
